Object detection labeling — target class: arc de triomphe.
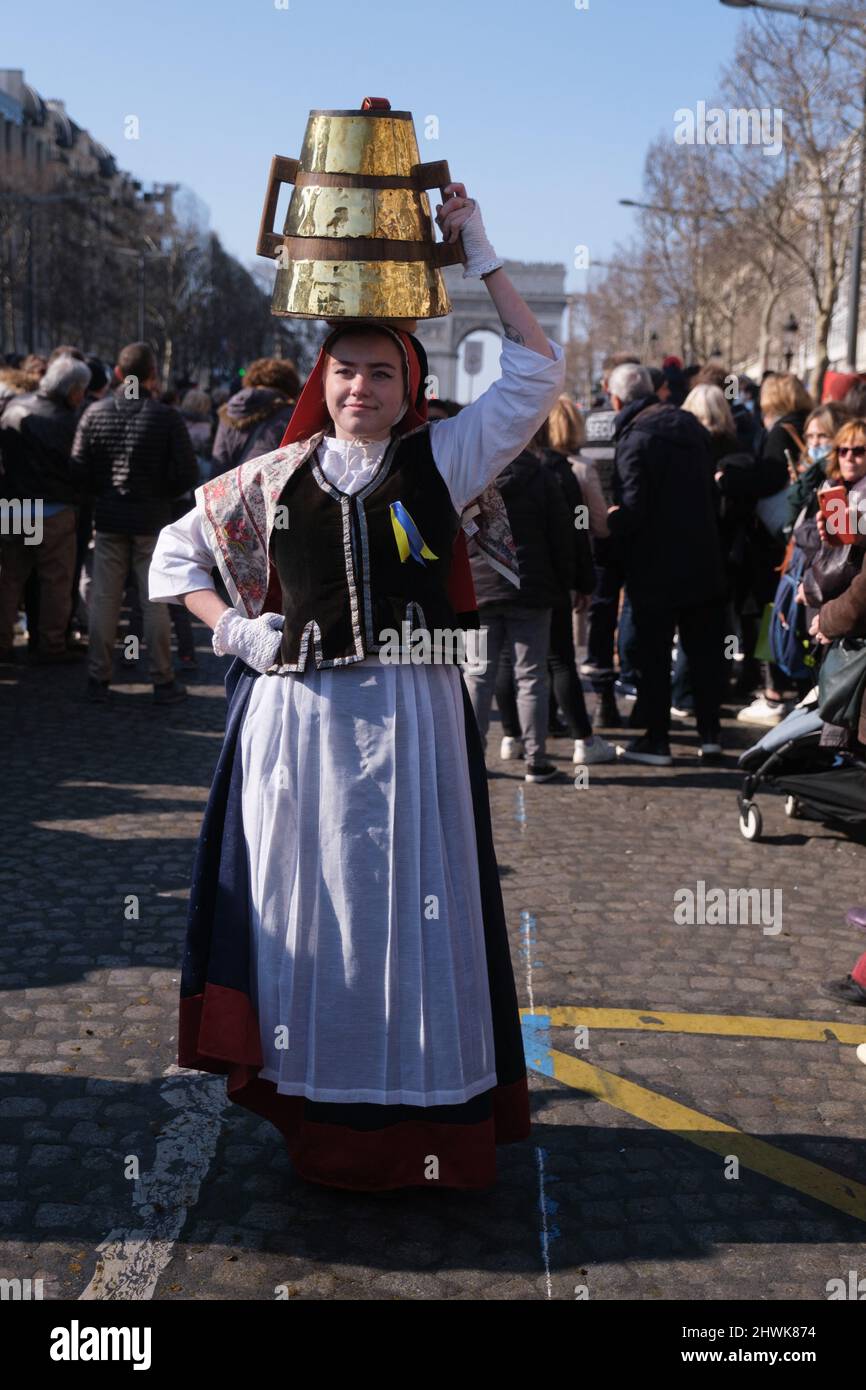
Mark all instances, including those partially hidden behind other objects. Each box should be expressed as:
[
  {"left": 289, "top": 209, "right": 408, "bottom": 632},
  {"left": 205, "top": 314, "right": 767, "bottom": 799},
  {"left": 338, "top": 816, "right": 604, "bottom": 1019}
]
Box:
[{"left": 414, "top": 260, "right": 567, "bottom": 402}]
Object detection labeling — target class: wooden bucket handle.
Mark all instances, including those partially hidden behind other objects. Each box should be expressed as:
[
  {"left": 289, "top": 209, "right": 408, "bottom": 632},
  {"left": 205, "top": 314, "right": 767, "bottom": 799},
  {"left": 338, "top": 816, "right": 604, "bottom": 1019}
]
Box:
[
  {"left": 257, "top": 155, "right": 300, "bottom": 258},
  {"left": 412, "top": 160, "right": 466, "bottom": 267}
]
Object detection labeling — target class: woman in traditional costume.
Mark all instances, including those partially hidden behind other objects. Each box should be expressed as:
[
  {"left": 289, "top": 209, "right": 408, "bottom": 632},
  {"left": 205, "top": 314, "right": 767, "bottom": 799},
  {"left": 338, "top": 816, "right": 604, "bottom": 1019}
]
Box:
[{"left": 148, "top": 187, "right": 565, "bottom": 1190}]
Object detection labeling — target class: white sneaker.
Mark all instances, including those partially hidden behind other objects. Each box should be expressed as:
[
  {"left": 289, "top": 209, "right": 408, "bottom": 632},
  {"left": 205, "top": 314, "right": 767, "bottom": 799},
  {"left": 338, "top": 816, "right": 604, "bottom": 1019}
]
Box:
[
  {"left": 670, "top": 705, "right": 692, "bottom": 721},
  {"left": 736, "top": 696, "right": 785, "bottom": 727},
  {"left": 500, "top": 736, "right": 525, "bottom": 760},
  {"left": 574, "top": 735, "right": 616, "bottom": 765}
]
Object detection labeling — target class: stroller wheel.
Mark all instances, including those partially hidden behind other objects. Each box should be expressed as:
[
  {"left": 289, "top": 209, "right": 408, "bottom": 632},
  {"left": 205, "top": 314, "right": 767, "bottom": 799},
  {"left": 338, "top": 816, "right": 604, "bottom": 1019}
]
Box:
[
  {"left": 784, "top": 795, "right": 801, "bottom": 819},
  {"left": 739, "top": 802, "right": 763, "bottom": 841}
]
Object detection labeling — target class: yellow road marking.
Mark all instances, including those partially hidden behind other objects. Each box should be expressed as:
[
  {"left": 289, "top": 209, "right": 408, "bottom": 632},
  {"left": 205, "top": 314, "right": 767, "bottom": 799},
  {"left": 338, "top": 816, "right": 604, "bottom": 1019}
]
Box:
[
  {"left": 538, "top": 1006, "right": 866, "bottom": 1045},
  {"left": 545, "top": 1047, "right": 866, "bottom": 1225}
]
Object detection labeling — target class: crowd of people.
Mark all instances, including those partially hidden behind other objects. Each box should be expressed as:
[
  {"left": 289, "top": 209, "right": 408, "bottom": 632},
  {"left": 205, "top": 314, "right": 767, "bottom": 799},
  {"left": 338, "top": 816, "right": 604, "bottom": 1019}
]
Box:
[
  {"left": 458, "top": 347, "right": 866, "bottom": 782},
  {"left": 4, "top": 333, "right": 866, "bottom": 798},
  {"left": 0, "top": 343, "right": 298, "bottom": 703}
]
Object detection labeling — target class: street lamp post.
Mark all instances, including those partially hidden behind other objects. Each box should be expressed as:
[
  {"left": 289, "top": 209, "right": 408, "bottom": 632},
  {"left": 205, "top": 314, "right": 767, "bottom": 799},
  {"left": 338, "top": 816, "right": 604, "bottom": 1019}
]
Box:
[
  {"left": 720, "top": 0, "right": 866, "bottom": 367},
  {"left": 782, "top": 312, "right": 800, "bottom": 370}
]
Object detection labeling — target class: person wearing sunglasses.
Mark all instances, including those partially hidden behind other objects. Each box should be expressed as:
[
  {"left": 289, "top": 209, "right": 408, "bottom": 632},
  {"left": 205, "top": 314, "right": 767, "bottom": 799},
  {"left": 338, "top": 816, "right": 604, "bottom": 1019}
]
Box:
[{"left": 798, "top": 419, "right": 866, "bottom": 622}]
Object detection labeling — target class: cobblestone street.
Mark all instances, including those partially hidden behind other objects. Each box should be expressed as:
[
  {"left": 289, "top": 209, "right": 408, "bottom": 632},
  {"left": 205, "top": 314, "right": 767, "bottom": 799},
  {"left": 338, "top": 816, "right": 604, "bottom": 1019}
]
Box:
[{"left": 2, "top": 625, "right": 866, "bottom": 1302}]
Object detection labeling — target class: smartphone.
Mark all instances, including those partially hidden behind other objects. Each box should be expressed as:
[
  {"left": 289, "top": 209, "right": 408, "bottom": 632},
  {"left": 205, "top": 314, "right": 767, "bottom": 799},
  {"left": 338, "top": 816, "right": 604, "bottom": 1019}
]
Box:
[{"left": 819, "top": 485, "right": 854, "bottom": 545}]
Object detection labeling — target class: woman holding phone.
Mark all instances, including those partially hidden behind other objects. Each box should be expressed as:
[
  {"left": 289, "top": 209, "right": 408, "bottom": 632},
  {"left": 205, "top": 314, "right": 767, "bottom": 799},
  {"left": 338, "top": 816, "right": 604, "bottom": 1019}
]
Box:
[{"left": 798, "top": 419, "right": 866, "bottom": 618}]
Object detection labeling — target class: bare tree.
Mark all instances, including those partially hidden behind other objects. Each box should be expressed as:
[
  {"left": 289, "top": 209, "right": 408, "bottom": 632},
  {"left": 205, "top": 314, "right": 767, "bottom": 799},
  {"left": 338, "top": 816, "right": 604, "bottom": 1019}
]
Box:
[{"left": 720, "top": 11, "right": 864, "bottom": 394}]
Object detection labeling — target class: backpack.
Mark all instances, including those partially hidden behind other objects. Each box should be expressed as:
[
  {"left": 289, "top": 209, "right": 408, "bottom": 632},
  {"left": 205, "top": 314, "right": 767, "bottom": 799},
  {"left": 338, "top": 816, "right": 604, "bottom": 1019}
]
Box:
[{"left": 768, "top": 545, "right": 814, "bottom": 680}]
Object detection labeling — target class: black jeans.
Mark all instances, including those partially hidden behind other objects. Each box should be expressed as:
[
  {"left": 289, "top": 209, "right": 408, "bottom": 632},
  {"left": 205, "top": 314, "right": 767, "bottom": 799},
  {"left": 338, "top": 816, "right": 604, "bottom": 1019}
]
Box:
[
  {"left": 496, "top": 605, "right": 592, "bottom": 740},
  {"left": 586, "top": 544, "right": 639, "bottom": 691},
  {"left": 630, "top": 596, "right": 726, "bottom": 744},
  {"left": 586, "top": 552, "right": 622, "bottom": 688}
]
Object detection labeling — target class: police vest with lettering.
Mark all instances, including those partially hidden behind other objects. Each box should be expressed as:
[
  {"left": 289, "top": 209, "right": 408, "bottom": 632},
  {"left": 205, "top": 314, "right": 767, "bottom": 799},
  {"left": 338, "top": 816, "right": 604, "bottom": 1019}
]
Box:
[{"left": 581, "top": 407, "right": 618, "bottom": 506}]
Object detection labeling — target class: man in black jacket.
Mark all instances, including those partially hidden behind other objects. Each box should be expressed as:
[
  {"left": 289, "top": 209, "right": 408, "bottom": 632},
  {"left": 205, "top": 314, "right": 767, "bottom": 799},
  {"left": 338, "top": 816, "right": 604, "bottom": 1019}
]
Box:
[
  {"left": 0, "top": 355, "right": 91, "bottom": 663},
  {"left": 606, "top": 363, "right": 726, "bottom": 765},
  {"left": 71, "top": 342, "right": 198, "bottom": 704},
  {"left": 464, "top": 446, "right": 575, "bottom": 782}
]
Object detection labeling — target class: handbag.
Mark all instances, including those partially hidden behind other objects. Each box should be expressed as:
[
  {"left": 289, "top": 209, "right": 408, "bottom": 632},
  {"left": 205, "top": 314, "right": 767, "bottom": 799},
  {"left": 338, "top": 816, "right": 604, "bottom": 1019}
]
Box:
[
  {"left": 756, "top": 422, "right": 806, "bottom": 540},
  {"left": 817, "top": 636, "right": 866, "bottom": 730},
  {"left": 808, "top": 542, "right": 862, "bottom": 603},
  {"left": 756, "top": 487, "right": 792, "bottom": 539}
]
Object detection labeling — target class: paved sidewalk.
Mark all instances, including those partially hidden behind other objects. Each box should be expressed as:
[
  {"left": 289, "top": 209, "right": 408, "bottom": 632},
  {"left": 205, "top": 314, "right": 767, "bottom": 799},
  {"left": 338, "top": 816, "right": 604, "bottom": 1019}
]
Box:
[{"left": 1, "top": 632, "right": 865, "bottom": 1301}]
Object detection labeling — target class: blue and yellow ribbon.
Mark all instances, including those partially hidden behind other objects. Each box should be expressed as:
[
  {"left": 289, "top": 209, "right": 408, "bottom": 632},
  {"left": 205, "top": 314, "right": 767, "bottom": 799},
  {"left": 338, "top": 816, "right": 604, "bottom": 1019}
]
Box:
[{"left": 390, "top": 501, "right": 438, "bottom": 566}]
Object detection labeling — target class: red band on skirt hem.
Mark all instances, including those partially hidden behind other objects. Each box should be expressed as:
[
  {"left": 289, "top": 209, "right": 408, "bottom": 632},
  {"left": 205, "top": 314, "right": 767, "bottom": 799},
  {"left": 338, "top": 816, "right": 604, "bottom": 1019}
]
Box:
[{"left": 179, "top": 986, "right": 531, "bottom": 1191}]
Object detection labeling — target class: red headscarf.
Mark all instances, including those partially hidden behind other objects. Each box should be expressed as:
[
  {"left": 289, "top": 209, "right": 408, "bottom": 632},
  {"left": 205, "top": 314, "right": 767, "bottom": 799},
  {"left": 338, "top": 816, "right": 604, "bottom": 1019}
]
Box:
[
  {"left": 279, "top": 323, "right": 427, "bottom": 446},
  {"left": 273, "top": 322, "right": 477, "bottom": 616}
]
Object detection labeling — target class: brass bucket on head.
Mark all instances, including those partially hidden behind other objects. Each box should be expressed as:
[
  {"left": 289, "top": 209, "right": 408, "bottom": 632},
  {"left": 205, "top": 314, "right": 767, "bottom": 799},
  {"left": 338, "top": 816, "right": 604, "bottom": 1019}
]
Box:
[{"left": 256, "top": 96, "right": 463, "bottom": 322}]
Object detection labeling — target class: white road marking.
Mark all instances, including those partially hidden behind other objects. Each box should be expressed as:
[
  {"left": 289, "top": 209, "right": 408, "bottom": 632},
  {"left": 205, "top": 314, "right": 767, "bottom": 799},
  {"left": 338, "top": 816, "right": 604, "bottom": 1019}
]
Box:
[
  {"left": 535, "top": 1145, "right": 553, "bottom": 1300},
  {"left": 79, "top": 1066, "right": 227, "bottom": 1301},
  {"left": 520, "top": 909, "right": 537, "bottom": 1014}
]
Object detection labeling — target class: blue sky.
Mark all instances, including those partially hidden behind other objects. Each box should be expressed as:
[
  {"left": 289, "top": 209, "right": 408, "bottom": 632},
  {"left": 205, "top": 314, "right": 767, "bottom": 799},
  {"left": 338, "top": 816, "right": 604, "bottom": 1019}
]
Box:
[{"left": 5, "top": 0, "right": 746, "bottom": 296}]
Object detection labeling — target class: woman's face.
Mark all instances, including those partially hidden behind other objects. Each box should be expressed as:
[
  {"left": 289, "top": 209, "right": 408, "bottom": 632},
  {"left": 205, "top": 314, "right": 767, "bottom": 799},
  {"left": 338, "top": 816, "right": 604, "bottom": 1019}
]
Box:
[
  {"left": 836, "top": 431, "right": 866, "bottom": 485},
  {"left": 323, "top": 333, "right": 407, "bottom": 441},
  {"left": 805, "top": 420, "right": 833, "bottom": 451}
]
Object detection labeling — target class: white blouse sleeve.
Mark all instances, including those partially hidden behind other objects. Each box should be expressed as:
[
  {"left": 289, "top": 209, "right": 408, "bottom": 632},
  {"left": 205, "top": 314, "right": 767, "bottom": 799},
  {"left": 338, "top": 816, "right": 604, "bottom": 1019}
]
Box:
[
  {"left": 148, "top": 505, "right": 217, "bottom": 605},
  {"left": 429, "top": 335, "right": 566, "bottom": 513}
]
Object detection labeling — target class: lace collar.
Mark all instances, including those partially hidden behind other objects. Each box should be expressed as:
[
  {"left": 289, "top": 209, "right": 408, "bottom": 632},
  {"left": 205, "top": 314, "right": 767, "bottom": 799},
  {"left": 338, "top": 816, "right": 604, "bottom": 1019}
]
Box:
[{"left": 316, "top": 432, "right": 392, "bottom": 495}]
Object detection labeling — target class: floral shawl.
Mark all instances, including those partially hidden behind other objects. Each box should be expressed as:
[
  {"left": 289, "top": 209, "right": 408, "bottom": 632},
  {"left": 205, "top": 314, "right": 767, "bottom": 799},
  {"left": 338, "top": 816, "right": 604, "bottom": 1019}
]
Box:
[{"left": 195, "top": 425, "right": 519, "bottom": 618}]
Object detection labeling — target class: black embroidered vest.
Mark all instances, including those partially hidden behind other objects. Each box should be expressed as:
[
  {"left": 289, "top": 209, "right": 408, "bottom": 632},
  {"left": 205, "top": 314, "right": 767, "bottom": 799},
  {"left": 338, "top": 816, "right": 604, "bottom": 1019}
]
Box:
[{"left": 268, "top": 426, "right": 462, "bottom": 670}]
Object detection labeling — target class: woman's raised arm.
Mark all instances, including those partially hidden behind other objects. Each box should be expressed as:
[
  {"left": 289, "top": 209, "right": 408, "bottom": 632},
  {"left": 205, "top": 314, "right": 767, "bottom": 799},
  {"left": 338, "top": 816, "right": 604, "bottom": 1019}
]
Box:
[{"left": 428, "top": 186, "right": 565, "bottom": 508}]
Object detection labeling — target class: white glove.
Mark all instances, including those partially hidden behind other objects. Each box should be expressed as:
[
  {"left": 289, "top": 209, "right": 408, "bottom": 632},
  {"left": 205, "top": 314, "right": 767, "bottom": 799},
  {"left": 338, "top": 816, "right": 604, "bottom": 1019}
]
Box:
[
  {"left": 212, "top": 608, "right": 284, "bottom": 673},
  {"left": 459, "top": 201, "right": 504, "bottom": 280}
]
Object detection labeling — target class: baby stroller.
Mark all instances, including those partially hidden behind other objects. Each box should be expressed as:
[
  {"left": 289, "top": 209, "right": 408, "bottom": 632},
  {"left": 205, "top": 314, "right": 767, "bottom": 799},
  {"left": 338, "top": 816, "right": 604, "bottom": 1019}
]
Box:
[{"left": 737, "top": 690, "right": 866, "bottom": 841}]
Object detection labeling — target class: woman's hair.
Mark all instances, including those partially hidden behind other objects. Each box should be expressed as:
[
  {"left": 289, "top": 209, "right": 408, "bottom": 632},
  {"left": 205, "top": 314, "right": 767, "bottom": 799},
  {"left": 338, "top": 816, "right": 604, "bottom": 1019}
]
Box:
[
  {"left": 682, "top": 383, "right": 736, "bottom": 438},
  {"left": 244, "top": 356, "right": 300, "bottom": 398},
  {"left": 531, "top": 393, "right": 585, "bottom": 453},
  {"left": 759, "top": 371, "right": 813, "bottom": 420},
  {"left": 0, "top": 366, "right": 36, "bottom": 394},
  {"left": 843, "top": 381, "right": 866, "bottom": 416},
  {"left": 694, "top": 363, "right": 729, "bottom": 390},
  {"left": 826, "top": 417, "right": 866, "bottom": 481},
  {"left": 181, "top": 388, "right": 212, "bottom": 421},
  {"left": 804, "top": 402, "right": 849, "bottom": 442}
]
